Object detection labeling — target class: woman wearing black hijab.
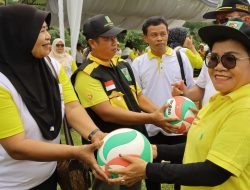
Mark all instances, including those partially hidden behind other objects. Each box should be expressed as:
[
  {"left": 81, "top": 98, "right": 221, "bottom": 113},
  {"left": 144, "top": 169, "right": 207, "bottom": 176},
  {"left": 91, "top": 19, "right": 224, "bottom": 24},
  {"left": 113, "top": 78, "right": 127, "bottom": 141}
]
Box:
[{"left": 0, "top": 4, "right": 106, "bottom": 190}]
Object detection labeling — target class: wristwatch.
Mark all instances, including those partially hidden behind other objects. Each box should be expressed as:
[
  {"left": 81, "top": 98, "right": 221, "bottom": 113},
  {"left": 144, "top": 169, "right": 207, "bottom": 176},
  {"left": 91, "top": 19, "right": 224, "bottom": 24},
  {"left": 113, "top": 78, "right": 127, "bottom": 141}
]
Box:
[{"left": 87, "top": 128, "right": 100, "bottom": 142}]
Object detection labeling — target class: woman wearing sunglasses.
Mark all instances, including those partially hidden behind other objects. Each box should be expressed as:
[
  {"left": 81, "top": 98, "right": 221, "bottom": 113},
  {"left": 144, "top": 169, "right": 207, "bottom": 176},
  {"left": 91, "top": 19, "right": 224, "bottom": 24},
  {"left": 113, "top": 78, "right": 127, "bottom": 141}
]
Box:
[
  {"left": 108, "top": 18, "right": 250, "bottom": 190},
  {"left": 49, "top": 38, "right": 78, "bottom": 78}
]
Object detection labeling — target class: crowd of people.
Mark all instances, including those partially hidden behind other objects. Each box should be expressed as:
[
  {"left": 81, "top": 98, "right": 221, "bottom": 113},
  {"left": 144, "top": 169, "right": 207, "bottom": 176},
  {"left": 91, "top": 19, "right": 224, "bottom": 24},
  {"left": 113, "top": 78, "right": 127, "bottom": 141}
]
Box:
[{"left": 1, "top": 0, "right": 250, "bottom": 190}]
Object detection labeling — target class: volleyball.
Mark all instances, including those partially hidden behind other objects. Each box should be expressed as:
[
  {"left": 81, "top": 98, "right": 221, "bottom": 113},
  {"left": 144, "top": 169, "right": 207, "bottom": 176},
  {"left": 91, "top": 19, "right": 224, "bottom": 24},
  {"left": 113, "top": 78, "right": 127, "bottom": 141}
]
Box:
[
  {"left": 97, "top": 128, "right": 152, "bottom": 178},
  {"left": 164, "top": 96, "right": 197, "bottom": 133}
]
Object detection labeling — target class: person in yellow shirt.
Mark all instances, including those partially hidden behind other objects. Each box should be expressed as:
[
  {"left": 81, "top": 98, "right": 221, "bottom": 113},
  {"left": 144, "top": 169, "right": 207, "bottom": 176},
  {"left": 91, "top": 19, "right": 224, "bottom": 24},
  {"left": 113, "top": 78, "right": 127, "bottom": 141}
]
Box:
[
  {"left": 72, "top": 14, "right": 178, "bottom": 190},
  {"left": 0, "top": 4, "right": 107, "bottom": 190},
  {"left": 108, "top": 18, "right": 250, "bottom": 190},
  {"left": 168, "top": 27, "right": 203, "bottom": 69},
  {"left": 121, "top": 40, "right": 138, "bottom": 64},
  {"left": 198, "top": 43, "right": 207, "bottom": 60}
]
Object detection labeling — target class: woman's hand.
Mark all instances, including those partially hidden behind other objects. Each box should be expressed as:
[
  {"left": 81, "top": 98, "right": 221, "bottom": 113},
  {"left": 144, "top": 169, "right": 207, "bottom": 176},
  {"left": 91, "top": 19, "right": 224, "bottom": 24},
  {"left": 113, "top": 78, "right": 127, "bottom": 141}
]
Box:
[
  {"left": 189, "top": 107, "right": 199, "bottom": 116},
  {"left": 76, "top": 142, "right": 108, "bottom": 182},
  {"left": 91, "top": 131, "right": 107, "bottom": 143},
  {"left": 108, "top": 155, "right": 148, "bottom": 187},
  {"left": 171, "top": 80, "right": 187, "bottom": 96},
  {"left": 152, "top": 144, "right": 158, "bottom": 159},
  {"left": 150, "top": 104, "right": 179, "bottom": 134}
]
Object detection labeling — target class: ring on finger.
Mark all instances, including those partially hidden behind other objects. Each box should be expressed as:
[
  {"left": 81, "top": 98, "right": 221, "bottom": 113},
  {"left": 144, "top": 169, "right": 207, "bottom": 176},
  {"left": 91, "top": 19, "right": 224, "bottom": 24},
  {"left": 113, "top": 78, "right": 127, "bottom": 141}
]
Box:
[{"left": 121, "top": 179, "right": 126, "bottom": 185}]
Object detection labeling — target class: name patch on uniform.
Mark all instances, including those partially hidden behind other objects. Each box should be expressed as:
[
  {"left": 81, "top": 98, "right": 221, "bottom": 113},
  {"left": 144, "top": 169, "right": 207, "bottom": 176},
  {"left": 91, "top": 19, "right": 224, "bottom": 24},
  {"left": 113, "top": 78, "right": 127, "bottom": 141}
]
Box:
[
  {"left": 105, "top": 80, "right": 116, "bottom": 91},
  {"left": 121, "top": 68, "right": 132, "bottom": 82}
]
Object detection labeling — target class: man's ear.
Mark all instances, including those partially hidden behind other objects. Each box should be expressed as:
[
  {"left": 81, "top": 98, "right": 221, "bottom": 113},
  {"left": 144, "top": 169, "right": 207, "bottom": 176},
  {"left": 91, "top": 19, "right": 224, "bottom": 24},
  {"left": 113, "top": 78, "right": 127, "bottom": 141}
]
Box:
[
  {"left": 88, "top": 39, "right": 96, "bottom": 50},
  {"left": 243, "top": 15, "right": 250, "bottom": 24}
]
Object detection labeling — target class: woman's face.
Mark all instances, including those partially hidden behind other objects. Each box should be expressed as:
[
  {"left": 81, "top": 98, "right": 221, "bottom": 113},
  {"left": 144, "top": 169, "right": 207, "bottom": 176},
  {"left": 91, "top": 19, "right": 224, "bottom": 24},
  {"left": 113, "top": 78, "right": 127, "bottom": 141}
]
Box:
[
  {"left": 32, "top": 22, "right": 51, "bottom": 58},
  {"left": 55, "top": 41, "right": 65, "bottom": 54},
  {"left": 208, "top": 39, "right": 250, "bottom": 95}
]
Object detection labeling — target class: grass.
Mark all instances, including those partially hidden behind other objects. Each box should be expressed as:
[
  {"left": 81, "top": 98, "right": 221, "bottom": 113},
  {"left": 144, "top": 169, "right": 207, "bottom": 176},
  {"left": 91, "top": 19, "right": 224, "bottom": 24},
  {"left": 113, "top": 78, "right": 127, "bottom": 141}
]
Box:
[{"left": 58, "top": 130, "right": 174, "bottom": 190}]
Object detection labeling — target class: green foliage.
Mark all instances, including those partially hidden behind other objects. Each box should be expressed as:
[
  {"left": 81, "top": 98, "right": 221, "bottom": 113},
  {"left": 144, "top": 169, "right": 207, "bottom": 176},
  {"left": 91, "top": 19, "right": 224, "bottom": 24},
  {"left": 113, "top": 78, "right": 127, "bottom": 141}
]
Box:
[
  {"left": 124, "top": 30, "right": 147, "bottom": 51},
  {"left": 0, "top": 0, "right": 5, "bottom": 5},
  {"left": 64, "top": 28, "right": 71, "bottom": 47},
  {"left": 49, "top": 26, "right": 60, "bottom": 43},
  {"left": 49, "top": 27, "right": 86, "bottom": 47},
  {"left": 183, "top": 21, "right": 211, "bottom": 48},
  {"left": 76, "top": 30, "right": 87, "bottom": 47},
  {"left": 2, "top": 0, "right": 47, "bottom": 6}
]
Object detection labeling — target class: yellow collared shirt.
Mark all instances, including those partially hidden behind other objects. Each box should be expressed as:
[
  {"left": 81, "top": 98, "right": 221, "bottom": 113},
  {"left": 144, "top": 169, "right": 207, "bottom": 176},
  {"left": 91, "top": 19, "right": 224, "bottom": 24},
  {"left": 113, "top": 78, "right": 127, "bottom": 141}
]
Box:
[{"left": 183, "top": 84, "right": 250, "bottom": 190}]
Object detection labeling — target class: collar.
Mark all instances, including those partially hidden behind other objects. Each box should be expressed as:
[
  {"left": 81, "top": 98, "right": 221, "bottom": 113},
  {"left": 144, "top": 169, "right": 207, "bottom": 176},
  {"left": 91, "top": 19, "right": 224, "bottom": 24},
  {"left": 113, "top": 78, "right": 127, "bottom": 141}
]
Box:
[
  {"left": 210, "top": 83, "right": 250, "bottom": 102},
  {"left": 147, "top": 46, "right": 173, "bottom": 60},
  {"left": 89, "top": 53, "right": 118, "bottom": 68}
]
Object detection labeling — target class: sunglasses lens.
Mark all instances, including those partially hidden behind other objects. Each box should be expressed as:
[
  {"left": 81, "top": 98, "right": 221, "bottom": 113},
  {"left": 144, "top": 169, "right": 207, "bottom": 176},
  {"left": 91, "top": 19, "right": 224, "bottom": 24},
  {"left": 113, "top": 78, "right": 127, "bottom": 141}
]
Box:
[
  {"left": 206, "top": 53, "right": 237, "bottom": 69},
  {"left": 56, "top": 44, "right": 64, "bottom": 47},
  {"left": 221, "top": 54, "right": 236, "bottom": 69},
  {"left": 206, "top": 53, "right": 219, "bottom": 68}
]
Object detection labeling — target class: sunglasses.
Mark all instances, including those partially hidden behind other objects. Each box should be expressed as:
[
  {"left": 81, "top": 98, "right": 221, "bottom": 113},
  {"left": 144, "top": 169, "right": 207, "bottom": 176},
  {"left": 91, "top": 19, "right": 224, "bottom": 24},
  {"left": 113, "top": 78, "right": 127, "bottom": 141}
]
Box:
[
  {"left": 205, "top": 53, "right": 250, "bottom": 69},
  {"left": 56, "top": 44, "right": 64, "bottom": 47},
  {"left": 215, "top": 16, "right": 244, "bottom": 25}
]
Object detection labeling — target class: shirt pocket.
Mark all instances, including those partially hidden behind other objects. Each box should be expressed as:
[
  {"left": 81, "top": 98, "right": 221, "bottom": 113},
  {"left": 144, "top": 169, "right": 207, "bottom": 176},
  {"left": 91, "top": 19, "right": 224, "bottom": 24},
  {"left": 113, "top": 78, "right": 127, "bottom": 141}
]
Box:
[{"left": 108, "top": 91, "right": 128, "bottom": 110}]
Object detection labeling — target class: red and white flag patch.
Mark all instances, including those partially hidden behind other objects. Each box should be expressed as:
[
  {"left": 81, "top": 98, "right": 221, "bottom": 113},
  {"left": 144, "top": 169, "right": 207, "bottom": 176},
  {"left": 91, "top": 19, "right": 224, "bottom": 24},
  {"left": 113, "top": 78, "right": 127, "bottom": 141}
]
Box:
[{"left": 104, "top": 80, "right": 116, "bottom": 91}]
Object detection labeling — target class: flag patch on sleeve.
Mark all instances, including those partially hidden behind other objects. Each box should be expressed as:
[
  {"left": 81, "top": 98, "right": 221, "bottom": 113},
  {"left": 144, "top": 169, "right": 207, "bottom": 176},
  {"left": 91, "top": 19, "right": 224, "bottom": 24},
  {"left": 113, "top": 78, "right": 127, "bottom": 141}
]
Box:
[{"left": 104, "top": 80, "right": 116, "bottom": 91}]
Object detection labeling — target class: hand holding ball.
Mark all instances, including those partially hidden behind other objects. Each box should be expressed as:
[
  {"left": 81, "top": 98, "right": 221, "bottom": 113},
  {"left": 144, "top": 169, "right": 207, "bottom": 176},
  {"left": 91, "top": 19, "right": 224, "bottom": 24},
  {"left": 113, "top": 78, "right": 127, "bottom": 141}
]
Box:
[
  {"left": 97, "top": 128, "right": 152, "bottom": 178},
  {"left": 164, "top": 96, "right": 197, "bottom": 133}
]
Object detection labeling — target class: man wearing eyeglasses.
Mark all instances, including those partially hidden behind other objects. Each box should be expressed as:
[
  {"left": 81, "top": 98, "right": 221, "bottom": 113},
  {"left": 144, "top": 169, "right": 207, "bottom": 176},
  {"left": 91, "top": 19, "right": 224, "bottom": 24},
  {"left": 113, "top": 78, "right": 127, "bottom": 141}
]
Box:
[
  {"left": 172, "top": 0, "right": 250, "bottom": 107},
  {"left": 203, "top": 0, "right": 250, "bottom": 24}
]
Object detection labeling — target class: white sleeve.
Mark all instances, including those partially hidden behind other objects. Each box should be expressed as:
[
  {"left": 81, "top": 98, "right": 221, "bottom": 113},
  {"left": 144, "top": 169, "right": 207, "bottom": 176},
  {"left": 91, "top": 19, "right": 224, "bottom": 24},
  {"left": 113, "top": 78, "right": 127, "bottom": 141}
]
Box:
[
  {"left": 131, "top": 57, "right": 142, "bottom": 89},
  {"left": 195, "top": 63, "right": 208, "bottom": 89},
  {"left": 179, "top": 51, "right": 195, "bottom": 88}
]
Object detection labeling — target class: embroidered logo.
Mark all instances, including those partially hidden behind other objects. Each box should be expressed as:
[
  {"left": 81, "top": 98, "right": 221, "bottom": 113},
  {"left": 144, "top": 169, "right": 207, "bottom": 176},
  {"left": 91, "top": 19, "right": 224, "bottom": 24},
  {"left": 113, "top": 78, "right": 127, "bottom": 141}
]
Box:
[
  {"left": 121, "top": 68, "right": 132, "bottom": 82},
  {"left": 236, "top": 4, "right": 249, "bottom": 12},
  {"left": 87, "top": 94, "right": 93, "bottom": 100},
  {"left": 226, "top": 20, "right": 243, "bottom": 30},
  {"left": 104, "top": 16, "right": 114, "bottom": 27},
  {"left": 105, "top": 80, "right": 116, "bottom": 91}
]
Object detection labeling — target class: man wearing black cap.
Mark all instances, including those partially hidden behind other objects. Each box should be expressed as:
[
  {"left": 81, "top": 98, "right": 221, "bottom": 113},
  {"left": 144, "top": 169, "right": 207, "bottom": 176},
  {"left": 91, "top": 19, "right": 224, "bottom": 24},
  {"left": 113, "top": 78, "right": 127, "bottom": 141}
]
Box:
[
  {"left": 172, "top": 0, "right": 250, "bottom": 107},
  {"left": 203, "top": 0, "right": 250, "bottom": 24},
  {"left": 72, "top": 14, "right": 177, "bottom": 190}
]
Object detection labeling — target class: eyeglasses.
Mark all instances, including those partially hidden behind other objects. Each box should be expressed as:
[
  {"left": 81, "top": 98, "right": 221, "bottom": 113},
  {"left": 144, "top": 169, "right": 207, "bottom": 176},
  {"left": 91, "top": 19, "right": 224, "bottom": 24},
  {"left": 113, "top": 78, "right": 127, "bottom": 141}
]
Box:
[
  {"left": 215, "top": 16, "right": 244, "bottom": 25},
  {"left": 205, "top": 53, "right": 250, "bottom": 69},
  {"left": 56, "top": 44, "right": 64, "bottom": 48},
  {"left": 214, "top": 17, "right": 229, "bottom": 24}
]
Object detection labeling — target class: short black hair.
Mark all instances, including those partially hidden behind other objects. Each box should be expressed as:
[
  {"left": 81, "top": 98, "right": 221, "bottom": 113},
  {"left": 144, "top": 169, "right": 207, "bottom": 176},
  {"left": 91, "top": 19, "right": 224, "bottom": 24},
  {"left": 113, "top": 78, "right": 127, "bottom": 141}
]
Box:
[
  {"left": 125, "top": 40, "right": 134, "bottom": 49},
  {"left": 77, "top": 43, "right": 83, "bottom": 49},
  {"left": 142, "top": 16, "right": 168, "bottom": 35}
]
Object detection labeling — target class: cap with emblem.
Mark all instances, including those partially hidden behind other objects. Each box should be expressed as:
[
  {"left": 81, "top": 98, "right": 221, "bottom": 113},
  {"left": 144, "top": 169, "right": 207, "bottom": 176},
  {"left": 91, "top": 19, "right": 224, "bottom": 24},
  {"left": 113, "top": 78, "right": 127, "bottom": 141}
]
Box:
[
  {"left": 83, "top": 14, "right": 126, "bottom": 40},
  {"left": 203, "top": 0, "right": 250, "bottom": 19},
  {"left": 199, "top": 18, "right": 250, "bottom": 49}
]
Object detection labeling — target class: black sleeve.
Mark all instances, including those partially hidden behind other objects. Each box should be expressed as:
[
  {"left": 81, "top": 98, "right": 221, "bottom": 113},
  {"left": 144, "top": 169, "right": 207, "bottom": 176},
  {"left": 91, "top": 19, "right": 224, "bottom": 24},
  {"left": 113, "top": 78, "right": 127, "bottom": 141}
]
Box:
[
  {"left": 156, "top": 143, "right": 185, "bottom": 163},
  {"left": 146, "top": 160, "right": 232, "bottom": 186}
]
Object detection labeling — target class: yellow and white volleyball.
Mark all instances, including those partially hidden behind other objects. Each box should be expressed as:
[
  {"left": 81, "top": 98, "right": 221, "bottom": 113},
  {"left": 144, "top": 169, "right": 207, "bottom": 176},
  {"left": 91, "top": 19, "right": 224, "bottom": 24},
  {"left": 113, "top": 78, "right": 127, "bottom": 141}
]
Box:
[
  {"left": 97, "top": 128, "right": 153, "bottom": 178},
  {"left": 164, "top": 96, "right": 197, "bottom": 133}
]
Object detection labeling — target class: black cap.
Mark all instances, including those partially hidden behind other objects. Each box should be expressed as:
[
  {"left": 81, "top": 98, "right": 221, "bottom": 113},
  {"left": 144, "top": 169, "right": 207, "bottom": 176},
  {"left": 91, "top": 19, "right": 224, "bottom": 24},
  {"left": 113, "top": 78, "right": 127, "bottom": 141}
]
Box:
[
  {"left": 83, "top": 14, "right": 126, "bottom": 39},
  {"left": 199, "top": 18, "right": 250, "bottom": 50},
  {"left": 203, "top": 0, "right": 250, "bottom": 19}
]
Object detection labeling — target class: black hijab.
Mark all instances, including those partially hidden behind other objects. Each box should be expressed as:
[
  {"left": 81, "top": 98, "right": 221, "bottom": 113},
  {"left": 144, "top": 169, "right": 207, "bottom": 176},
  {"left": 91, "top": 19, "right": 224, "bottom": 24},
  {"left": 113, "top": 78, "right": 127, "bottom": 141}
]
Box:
[{"left": 0, "top": 4, "right": 62, "bottom": 140}]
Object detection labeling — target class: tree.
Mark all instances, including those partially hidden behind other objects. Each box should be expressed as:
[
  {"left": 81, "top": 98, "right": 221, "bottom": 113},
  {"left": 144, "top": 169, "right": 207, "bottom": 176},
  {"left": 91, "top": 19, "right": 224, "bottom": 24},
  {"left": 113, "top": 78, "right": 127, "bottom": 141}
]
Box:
[
  {"left": 183, "top": 21, "right": 211, "bottom": 48},
  {"left": 124, "top": 30, "right": 147, "bottom": 51},
  {"left": 0, "top": 0, "right": 5, "bottom": 5}
]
